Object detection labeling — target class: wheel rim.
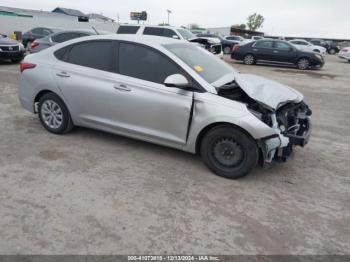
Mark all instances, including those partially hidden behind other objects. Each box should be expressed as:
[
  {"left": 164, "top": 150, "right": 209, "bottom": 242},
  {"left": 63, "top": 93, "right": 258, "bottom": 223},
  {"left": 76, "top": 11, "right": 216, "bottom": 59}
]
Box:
[
  {"left": 224, "top": 47, "right": 231, "bottom": 54},
  {"left": 41, "top": 100, "right": 63, "bottom": 129},
  {"left": 244, "top": 55, "right": 254, "bottom": 65},
  {"left": 330, "top": 49, "right": 336, "bottom": 54},
  {"left": 298, "top": 59, "right": 309, "bottom": 69},
  {"left": 212, "top": 138, "right": 244, "bottom": 167}
]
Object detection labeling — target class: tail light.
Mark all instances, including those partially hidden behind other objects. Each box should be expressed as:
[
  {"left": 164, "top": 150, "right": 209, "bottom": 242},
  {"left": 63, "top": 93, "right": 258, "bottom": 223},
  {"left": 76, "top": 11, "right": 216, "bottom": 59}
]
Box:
[
  {"left": 31, "top": 42, "right": 39, "bottom": 49},
  {"left": 232, "top": 45, "right": 240, "bottom": 52},
  {"left": 342, "top": 48, "right": 348, "bottom": 52},
  {"left": 20, "top": 62, "right": 36, "bottom": 73}
]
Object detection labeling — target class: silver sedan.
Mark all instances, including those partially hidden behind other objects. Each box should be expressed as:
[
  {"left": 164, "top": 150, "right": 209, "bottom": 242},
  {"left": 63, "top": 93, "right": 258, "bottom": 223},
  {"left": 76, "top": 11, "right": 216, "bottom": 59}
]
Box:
[{"left": 18, "top": 35, "right": 312, "bottom": 179}]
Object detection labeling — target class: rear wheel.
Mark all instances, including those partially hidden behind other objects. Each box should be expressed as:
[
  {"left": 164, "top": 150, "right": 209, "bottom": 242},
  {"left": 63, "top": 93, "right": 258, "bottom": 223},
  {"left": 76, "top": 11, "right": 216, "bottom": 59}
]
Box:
[
  {"left": 223, "top": 46, "right": 231, "bottom": 54},
  {"left": 38, "top": 93, "right": 74, "bottom": 134},
  {"left": 297, "top": 58, "right": 310, "bottom": 70},
  {"left": 200, "top": 126, "right": 259, "bottom": 179},
  {"left": 329, "top": 48, "right": 337, "bottom": 55},
  {"left": 243, "top": 54, "right": 256, "bottom": 65}
]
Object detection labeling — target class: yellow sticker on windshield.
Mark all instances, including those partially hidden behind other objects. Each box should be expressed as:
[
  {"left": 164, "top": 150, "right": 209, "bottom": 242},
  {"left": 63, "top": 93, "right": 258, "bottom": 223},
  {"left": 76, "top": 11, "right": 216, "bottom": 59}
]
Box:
[{"left": 194, "top": 65, "right": 203, "bottom": 72}]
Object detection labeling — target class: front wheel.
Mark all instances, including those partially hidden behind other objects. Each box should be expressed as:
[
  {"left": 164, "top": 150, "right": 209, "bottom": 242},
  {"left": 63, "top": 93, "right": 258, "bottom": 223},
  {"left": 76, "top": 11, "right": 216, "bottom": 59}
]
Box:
[
  {"left": 38, "top": 93, "right": 74, "bottom": 134},
  {"left": 200, "top": 126, "right": 259, "bottom": 179},
  {"left": 297, "top": 58, "right": 310, "bottom": 70}
]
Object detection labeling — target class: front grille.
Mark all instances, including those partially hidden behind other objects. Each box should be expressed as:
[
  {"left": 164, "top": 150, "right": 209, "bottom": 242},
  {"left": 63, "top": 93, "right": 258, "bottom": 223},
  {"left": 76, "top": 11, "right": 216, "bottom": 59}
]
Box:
[{"left": 0, "top": 45, "right": 20, "bottom": 52}]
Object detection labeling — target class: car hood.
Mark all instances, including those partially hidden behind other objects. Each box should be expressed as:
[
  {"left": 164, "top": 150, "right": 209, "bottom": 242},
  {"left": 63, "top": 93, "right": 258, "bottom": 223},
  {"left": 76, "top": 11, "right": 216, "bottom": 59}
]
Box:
[
  {"left": 219, "top": 73, "right": 304, "bottom": 110},
  {"left": 0, "top": 37, "right": 19, "bottom": 45}
]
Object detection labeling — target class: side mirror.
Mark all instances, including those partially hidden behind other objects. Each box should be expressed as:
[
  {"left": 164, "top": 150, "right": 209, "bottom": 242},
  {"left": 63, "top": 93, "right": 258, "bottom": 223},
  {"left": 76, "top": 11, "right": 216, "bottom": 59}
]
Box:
[
  {"left": 172, "top": 35, "right": 180, "bottom": 39},
  {"left": 164, "top": 74, "right": 190, "bottom": 88}
]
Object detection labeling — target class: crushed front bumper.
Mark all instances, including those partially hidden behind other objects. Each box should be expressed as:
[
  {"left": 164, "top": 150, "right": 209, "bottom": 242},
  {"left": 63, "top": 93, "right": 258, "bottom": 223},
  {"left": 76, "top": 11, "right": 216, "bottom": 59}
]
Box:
[{"left": 259, "top": 103, "right": 312, "bottom": 163}]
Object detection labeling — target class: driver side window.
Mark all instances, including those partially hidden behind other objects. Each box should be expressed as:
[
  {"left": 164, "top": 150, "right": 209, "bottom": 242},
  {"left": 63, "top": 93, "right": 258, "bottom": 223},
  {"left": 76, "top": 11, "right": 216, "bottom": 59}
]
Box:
[{"left": 118, "top": 42, "right": 182, "bottom": 84}]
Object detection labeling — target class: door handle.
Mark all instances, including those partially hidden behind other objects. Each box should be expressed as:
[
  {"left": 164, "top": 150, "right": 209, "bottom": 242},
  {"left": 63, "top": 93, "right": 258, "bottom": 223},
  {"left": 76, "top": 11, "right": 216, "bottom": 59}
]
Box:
[
  {"left": 114, "top": 84, "right": 131, "bottom": 92},
  {"left": 253, "top": 48, "right": 258, "bottom": 51},
  {"left": 56, "top": 71, "right": 70, "bottom": 78},
  {"left": 273, "top": 50, "right": 279, "bottom": 53}
]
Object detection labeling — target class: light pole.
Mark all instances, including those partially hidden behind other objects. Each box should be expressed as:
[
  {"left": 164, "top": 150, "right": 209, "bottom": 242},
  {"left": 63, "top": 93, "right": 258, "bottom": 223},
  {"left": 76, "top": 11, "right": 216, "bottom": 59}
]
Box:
[{"left": 166, "top": 9, "right": 172, "bottom": 25}]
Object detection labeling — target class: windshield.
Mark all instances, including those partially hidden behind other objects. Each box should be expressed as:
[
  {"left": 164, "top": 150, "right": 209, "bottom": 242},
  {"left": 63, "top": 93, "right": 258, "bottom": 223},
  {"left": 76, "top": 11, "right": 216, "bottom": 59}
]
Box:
[
  {"left": 164, "top": 43, "right": 234, "bottom": 84},
  {"left": 177, "top": 29, "right": 196, "bottom": 40}
]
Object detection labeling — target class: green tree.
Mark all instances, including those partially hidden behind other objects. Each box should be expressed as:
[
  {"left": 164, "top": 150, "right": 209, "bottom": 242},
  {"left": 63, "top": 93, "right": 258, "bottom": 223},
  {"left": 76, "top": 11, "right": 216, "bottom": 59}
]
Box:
[{"left": 246, "top": 13, "right": 265, "bottom": 31}]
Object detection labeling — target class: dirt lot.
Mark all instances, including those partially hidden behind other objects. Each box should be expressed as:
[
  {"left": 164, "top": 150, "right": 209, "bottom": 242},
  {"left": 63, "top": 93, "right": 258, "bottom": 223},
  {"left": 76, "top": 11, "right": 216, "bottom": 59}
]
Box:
[{"left": 0, "top": 55, "right": 349, "bottom": 255}]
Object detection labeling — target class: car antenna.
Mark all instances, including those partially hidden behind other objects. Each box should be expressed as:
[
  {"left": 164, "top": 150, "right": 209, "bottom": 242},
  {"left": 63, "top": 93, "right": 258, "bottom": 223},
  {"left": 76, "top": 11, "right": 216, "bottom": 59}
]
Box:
[{"left": 92, "top": 26, "right": 100, "bottom": 35}]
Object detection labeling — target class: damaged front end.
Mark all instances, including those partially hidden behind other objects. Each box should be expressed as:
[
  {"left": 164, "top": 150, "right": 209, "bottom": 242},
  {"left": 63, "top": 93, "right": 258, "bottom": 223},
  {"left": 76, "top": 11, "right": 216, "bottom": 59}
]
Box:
[
  {"left": 257, "top": 102, "right": 312, "bottom": 163},
  {"left": 215, "top": 73, "right": 312, "bottom": 164},
  {"left": 189, "top": 38, "right": 222, "bottom": 56}
]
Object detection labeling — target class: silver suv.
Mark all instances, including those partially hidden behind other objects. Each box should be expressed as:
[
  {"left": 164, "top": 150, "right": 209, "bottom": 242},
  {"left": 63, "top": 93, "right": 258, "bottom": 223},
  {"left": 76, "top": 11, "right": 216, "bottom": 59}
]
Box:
[{"left": 18, "top": 35, "right": 312, "bottom": 179}]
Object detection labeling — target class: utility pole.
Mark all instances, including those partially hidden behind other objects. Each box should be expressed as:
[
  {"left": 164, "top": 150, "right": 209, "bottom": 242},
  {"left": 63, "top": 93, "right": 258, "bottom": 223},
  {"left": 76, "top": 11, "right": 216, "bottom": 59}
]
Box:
[{"left": 166, "top": 9, "right": 172, "bottom": 25}]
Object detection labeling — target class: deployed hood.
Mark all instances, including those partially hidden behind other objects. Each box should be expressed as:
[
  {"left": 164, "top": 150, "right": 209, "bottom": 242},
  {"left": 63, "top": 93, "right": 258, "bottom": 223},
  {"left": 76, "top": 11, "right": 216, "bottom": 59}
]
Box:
[
  {"left": 0, "top": 37, "right": 19, "bottom": 45},
  {"left": 234, "top": 74, "right": 303, "bottom": 110}
]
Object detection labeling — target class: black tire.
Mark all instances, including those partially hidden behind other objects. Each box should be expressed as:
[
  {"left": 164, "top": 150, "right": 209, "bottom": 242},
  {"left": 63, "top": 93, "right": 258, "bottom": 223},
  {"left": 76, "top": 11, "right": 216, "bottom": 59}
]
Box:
[
  {"left": 38, "top": 93, "right": 74, "bottom": 134},
  {"left": 223, "top": 46, "right": 231, "bottom": 54},
  {"left": 297, "top": 58, "right": 310, "bottom": 70},
  {"left": 329, "top": 48, "right": 336, "bottom": 55},
  {"left": 243, "top": 54, "right": 256, "bottom": 65},
  {"left": 200, "top": 125, "right": 259, "bottom": 179}
]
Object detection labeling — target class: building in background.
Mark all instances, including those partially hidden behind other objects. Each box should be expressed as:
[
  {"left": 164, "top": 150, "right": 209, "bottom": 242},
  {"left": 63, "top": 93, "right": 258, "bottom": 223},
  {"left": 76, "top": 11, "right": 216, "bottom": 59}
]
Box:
[
  {"left": 0, "top": 6, "right": 118, "bottom": 37},
  {"left": 206, "top": 27, "right": 231, "bottom": 36}
]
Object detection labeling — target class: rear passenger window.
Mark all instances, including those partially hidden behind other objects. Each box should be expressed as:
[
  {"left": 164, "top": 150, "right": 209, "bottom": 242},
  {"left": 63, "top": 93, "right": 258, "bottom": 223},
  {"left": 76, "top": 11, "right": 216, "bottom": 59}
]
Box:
[
  {"left": 275, "top": 41, "right": 291, "bottom": 50},
  {"left": 67, "top": 41, "right": 114, "bottom": 72},
  {"left": 254, "top": 41, "right": 273, "bottom": 48},
  {"left": 143, "top": 27, "right": 163, "bottom": 36},
  {"left": 118, "top": 42, "right": 180, "bottom": 84},
  {"left": 52, "top": 32, "right": 82, "bottom": 43},
  {"left": 163, "top": 29, "right": 178, "bottom": 38},
  {"left": 117, "top": 26, "right": 139, "bottom": 34}
]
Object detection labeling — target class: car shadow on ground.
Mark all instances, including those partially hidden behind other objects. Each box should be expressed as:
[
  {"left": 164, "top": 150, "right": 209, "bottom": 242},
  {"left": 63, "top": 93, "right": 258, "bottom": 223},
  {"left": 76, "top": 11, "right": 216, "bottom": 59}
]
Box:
[{"left": 57, "top": 125, "right": 282, "bottom": 181}]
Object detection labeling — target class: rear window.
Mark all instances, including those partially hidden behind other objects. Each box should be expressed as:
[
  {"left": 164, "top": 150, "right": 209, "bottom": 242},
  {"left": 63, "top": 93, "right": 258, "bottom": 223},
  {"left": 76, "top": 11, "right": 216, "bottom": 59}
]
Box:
[
  {"left": 254, "top": 41, "right": 273, "bottom": 48},
  {"left": 52, "top": 32, "right": 82, "bottom": 43},
  {"left": 117, "top": 26, "right": 140, "bottom": 34},
  {"left": 143, "top": 27, "right": 163, "bottom": 36},
  {"left": 56, "top": 41, "right": 114, "bottom": 72}
]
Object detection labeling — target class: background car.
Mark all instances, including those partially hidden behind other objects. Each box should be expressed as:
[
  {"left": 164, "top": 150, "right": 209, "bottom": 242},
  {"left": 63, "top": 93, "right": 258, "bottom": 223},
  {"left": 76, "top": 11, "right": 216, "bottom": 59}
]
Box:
[
  {"left": 338, "top": 47, "right": 350, "bottom": 62},
  {"left": 219, "top": 35, "right": 248, "bottom": 54},
  {"left": 0, "top": 34, "right": 25, "bottom": 63},
  {"left": 30, "top": 30, "right": 98, "bottom": 53},
  {"left": 231, "top": 39, "right": 324, "bottom": 70},
  {"left": 196, "top": 33, "right": 221, "bottom": 44},
  {"left": 22, "top": 27, "right": 61, "bottom": 49},
  {"left": 116, "top": 25, "right": 223, "bottom": 56},
  {"left": 289, "top": 39, "right": 327, "bottom": 55},
  {"left": 309, "top": 39, "right": 340, "bottom": 54}
]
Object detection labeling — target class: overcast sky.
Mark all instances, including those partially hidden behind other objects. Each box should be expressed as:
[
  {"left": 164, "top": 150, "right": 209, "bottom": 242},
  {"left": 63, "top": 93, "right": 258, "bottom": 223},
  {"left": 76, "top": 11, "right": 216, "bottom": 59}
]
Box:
[{"left": 2, "top": 0, "right": 350, "bottom": 38}]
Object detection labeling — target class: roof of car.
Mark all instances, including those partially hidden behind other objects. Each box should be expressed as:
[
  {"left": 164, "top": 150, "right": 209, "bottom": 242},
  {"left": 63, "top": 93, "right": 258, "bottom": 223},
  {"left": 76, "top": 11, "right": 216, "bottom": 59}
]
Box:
[
  {"left": 118, "top": 24, "right": 186, "bottom": 31},
  {"left": 64, "top": 34, "right": 187, "bottom": 46}
]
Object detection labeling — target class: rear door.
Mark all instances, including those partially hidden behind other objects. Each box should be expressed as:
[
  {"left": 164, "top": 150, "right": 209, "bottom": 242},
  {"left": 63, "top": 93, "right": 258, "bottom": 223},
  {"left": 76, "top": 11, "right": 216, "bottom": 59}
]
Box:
[
  {"left": 251, "top": 40, "right": 274, "bottom": 61},
  {"left": 53, "top": 40, "right": 118, "bottom": 126},
  {"left": 272, "top": 41, "right": 296, "bottom": 63}
]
